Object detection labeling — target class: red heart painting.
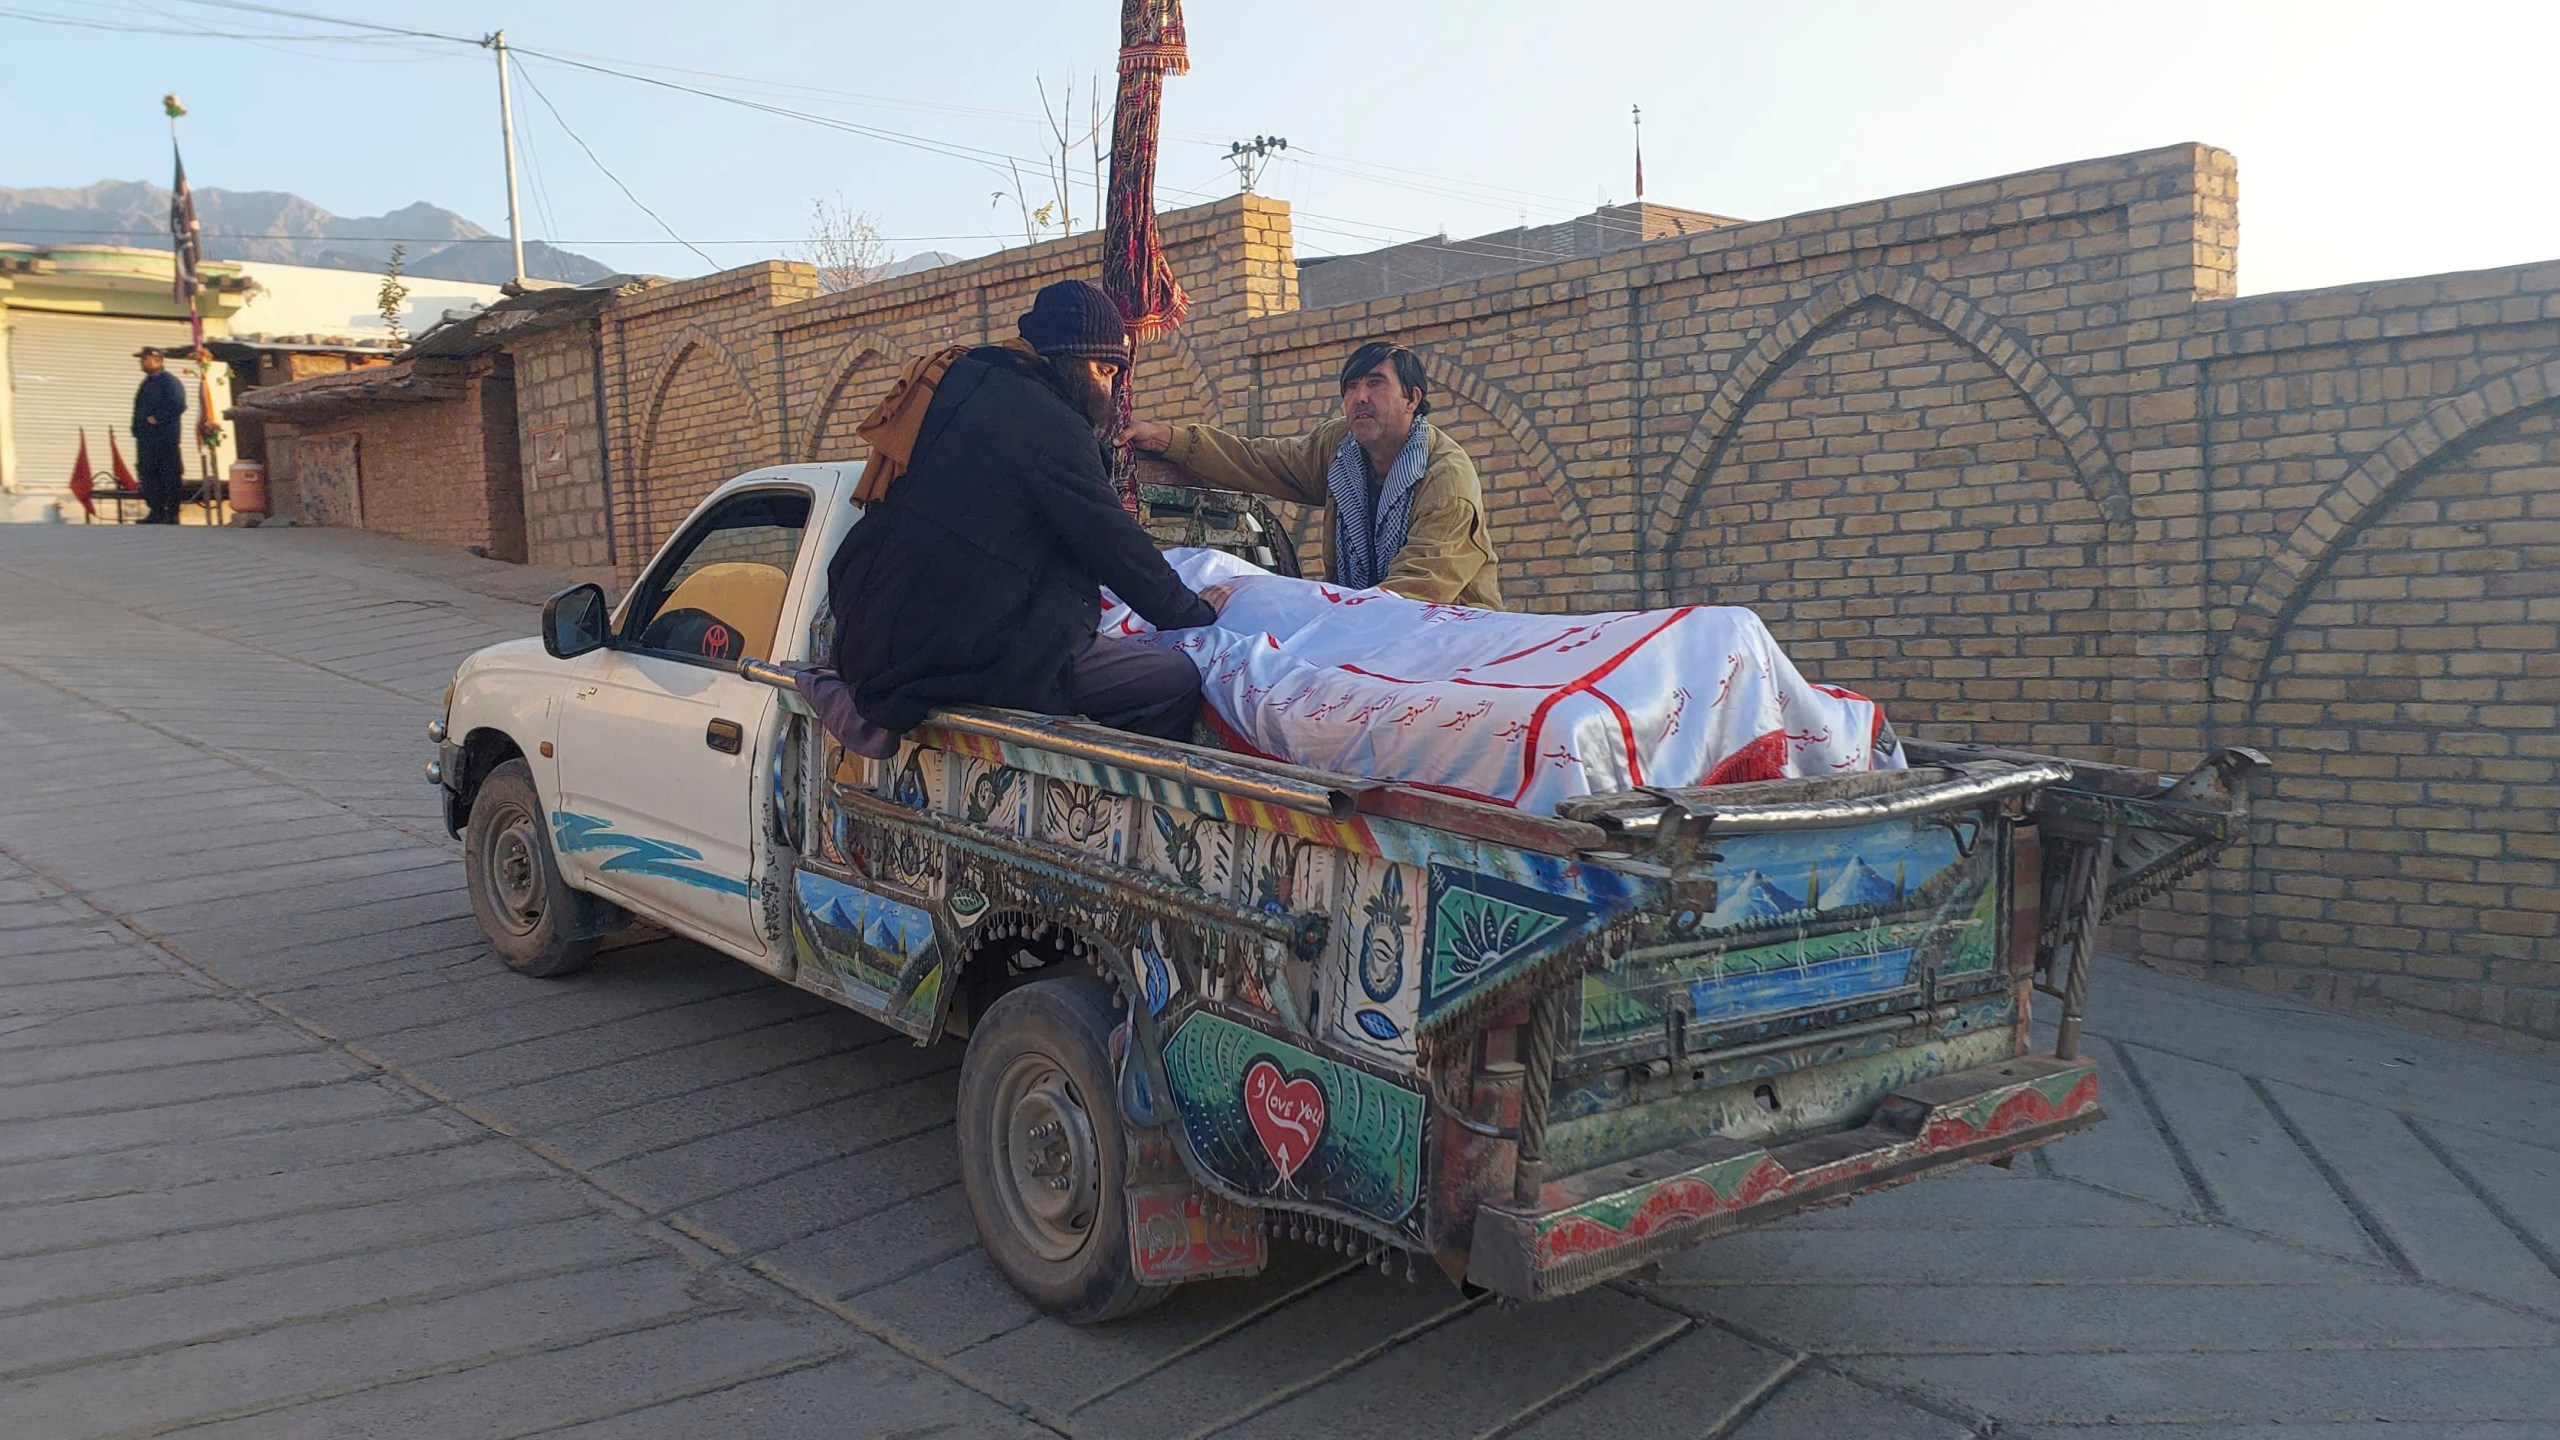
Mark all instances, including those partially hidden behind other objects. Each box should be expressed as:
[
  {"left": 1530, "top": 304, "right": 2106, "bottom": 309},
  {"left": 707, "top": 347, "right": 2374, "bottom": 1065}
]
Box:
[{"left": 1242, "top": 1058, "right": 1326, "bottom": 1184}]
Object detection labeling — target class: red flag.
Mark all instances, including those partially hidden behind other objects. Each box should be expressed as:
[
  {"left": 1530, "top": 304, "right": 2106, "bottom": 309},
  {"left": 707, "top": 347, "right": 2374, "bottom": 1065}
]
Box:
[
  {"left": 108, "top": 430, "right": 138, "bottom": 492},
  {"left": 68, "top": 428, "right": 97, "bottom": 518},
  {"left": 1102, "top": 0, "right": 1190, "bottom": 513}
]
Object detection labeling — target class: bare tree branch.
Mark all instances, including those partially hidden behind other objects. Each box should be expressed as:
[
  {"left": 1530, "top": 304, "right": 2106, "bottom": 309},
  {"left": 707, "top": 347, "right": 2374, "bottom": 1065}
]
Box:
[{"left": 801, "top": 192, "right": 891, "bottom": 293}]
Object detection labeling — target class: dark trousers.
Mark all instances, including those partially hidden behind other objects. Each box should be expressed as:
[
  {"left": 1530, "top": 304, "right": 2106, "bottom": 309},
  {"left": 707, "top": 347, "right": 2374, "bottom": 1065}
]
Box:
[
  {"left": 798, "top": 635, "right": 1204, "bottom": 759},
  {"left": 136, "top": 443, "right": 185, "bottom": 524},
  {"left": 1065, "top": 634, "right": 1205, "bottom": 743}
]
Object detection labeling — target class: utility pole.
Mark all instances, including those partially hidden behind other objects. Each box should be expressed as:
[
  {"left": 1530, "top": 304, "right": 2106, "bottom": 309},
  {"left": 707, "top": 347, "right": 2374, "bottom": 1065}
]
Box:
[
  {"left": 1225, "top": 136, "right": 1287, "bottom": 194},
  {"left": 484, "top": 30, "right": 528, "bottom": 287}
]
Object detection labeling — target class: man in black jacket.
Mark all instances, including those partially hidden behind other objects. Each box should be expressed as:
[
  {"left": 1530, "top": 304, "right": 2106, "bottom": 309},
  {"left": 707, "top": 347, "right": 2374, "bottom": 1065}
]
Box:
[
  {"left": 132, "top": 347, "right": 189, "bottom": 525},
  {"left": 816, "top": 280, "right": 1224, "bottom": 755}
]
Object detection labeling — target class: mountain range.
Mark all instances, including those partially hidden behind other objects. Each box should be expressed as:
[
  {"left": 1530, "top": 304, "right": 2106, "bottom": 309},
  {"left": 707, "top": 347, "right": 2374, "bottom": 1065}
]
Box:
[{"left": 0, "top": 180, "right": 615, "bottom": 285}]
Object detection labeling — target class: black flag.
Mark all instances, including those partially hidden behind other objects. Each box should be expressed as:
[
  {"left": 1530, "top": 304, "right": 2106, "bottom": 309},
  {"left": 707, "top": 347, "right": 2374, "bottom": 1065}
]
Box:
[{"left": 169, "top": 142, "right": 202, "bottom": 302}]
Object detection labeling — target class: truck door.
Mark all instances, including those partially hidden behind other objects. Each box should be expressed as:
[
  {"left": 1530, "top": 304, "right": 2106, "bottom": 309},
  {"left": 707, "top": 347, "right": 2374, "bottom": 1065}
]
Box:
[{"left": 552, "top": 486, "right": 814, "bottom": 956}]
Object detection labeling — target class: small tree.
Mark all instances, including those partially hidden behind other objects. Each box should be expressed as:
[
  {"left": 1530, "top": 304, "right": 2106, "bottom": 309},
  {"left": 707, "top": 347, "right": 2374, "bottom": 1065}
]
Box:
[
  {"left": 376, "top": 245, "right": 410, "bottom": 345},
  {"left": 803, "top": 194, "right": 891, "bottom": 294}
]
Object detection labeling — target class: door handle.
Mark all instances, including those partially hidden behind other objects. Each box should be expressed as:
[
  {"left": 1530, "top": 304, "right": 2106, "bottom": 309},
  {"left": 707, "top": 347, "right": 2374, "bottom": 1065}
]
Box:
[{"left": 705, "top": 718, "right": 744, "bottom": 755}]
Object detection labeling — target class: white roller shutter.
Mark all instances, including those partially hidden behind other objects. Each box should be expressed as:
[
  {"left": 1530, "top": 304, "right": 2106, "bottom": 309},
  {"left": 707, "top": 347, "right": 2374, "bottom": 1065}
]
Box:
[{"left": 4, "top": 311, "right": 234, "bottom": 504}]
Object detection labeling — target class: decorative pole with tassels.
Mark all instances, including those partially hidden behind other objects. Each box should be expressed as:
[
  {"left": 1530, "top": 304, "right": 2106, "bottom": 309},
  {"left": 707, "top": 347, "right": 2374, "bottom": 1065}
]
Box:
[{"left": 1101, "top": 0, "right": 1191, "bottom": 514}]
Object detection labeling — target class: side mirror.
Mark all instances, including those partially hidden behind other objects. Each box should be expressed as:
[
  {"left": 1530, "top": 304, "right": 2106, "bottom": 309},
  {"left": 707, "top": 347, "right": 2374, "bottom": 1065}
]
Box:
[{"left": 542, "top": 583, "right": 610, "bottom": 659}]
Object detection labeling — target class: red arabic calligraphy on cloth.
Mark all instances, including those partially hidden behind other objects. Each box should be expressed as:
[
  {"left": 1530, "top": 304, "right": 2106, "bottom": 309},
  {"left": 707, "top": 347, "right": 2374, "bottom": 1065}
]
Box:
[{"left": 1103, "top": 550, "right": 1907, "bottom": 814}]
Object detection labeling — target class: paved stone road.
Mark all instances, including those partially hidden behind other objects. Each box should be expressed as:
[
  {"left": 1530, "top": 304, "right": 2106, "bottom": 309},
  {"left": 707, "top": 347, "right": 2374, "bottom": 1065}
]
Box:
[{"left": 2, "top": 524, "right": 2557, "bottom": 1440}]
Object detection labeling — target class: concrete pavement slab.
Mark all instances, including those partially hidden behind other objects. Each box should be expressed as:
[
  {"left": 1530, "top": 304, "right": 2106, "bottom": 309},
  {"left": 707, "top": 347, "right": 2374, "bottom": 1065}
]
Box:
[
  {"left": 1691, "top": 1277, "right": 2559, "bottom": 1353},
  {"left": 1725, "top": 1369, "right": 1973, "bottom": 1440},
  {"left": 1214, "top": 1285, "right": 1685, "bottom": 1440},
  {"left": 2267, "top": 1080, "right": 2560, "bottom": 1314},
  {"left": 1068, "top": 1272, "right": 1468, "bottom": 1439},
  {"left": 0, "top": 1142, "right": 549, "bottom": 1256},
  {"left": 0, "top": 1258, "right": 718, "bottom": 1440},
  {"left": 0, "top": 1174, "right": 593, "bottom": 1313},
  {"left": 465, "top": 1008, "right": 875, "bottom": 1128},
  {"left": 526, "top": 1352, "right": 1057, "bottom": 1440},
  {"left": 2114, "top": 1043, "right": 2383, "bottom": 1260},
  {"left": 946, "top": 1244, "right": 1350, "bottom": 1417},
  {"left": 154, "top": 1310, "right": 843, "bottom": 1440},
  {"left": 1853, "top": 1347, "right": 2560, "bottom": 1427},
  {"left": 0, "top": 1109, "right": 480, "bottom": 1207},
  {"left": 0, "top": 1212, "right": 666, "bottom": 1380},
  {"left": 753, "top": 1184, "right": 981, "bottom": 1300},
  {"left": 1501, "top": 1325, "right": 1797, "bottom": 1440}
]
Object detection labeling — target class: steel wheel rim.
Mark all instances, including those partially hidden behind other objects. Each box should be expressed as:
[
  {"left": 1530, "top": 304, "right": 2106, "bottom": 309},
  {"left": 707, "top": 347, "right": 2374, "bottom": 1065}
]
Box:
[
  {"left": 484, "top": 799, "right": 546, "bottom": 937},
  {"left": 990, "top": 1050, "right": 1101, "bottom": 1263}
]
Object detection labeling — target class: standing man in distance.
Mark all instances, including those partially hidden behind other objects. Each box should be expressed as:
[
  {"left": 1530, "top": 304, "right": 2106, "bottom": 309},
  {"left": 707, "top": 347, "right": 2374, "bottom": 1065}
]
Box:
[
  {"left": 131, "top": 346, "right": 188, "bottom": 525},
  {"left": 813, "top": 280, "right": 1229, "bottom": 758},
  {"left": 1123, "top": 340, "right": 1503, "bottom": 609}
]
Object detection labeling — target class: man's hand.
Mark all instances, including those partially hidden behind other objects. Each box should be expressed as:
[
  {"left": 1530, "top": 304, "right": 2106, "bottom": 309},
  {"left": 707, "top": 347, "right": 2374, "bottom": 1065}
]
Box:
[
  {"left": 1198, "top": 581, "right": 1239, "bottom": 614},
  {"left": 1119, "top": 419, "right": 1174, "bottom": 454}
]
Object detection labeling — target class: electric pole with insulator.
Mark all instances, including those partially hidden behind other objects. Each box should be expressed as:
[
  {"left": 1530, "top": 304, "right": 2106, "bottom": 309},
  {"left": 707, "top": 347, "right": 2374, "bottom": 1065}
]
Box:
[{"left": 1225, "top": 135, "right": 1287, "bottom": 194}]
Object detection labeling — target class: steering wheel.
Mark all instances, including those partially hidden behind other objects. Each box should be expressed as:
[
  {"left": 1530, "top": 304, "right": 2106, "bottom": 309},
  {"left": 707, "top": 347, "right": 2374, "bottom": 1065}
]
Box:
[{"left": 640, "top": 607, "right": 745, "bottom": 660}]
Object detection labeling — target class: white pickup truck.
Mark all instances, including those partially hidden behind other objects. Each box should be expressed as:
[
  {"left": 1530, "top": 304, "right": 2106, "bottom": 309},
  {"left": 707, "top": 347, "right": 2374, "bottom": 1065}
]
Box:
[{"left": 432, "top": 463, "right": 2261, "bottom": 1322}]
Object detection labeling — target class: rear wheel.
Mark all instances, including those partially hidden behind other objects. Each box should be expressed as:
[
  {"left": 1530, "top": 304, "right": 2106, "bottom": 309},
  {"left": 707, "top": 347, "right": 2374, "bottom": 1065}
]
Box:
[
  {"left": 463, "top": 759, "right": 597, "bottom": 978},
  {"left": 957, "top": 975, "right": 1166, "bottom": 1323}
]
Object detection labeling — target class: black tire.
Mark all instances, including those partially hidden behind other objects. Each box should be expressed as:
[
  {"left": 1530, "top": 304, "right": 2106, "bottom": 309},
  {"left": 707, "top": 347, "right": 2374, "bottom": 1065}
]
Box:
[
  {"left": 463, "top": 758, "right": 598, "bottom": 978},
  {"left": 957, "top": 975, "right": 1167, "bottom": 1323}
]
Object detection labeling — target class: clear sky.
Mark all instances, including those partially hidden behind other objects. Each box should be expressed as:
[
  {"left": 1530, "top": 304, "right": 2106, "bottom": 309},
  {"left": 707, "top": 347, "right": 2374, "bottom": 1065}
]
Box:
[{"left": 7, "top": 0, "right": 2555, "bottom": 296}]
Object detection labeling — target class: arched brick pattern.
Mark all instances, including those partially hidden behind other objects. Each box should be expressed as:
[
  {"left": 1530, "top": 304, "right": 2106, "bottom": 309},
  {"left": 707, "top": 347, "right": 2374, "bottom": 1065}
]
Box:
[
  {"left": 1411, "top": 347, "right": 1591, "bottom": 557},
  {"left": 2217, "top": 356, "right": 2560, "bottom": 706},
  {"left": 2240, "top": 402, "right": 2560, "bottom": 1039},
  {"left": 1417, "top": 384, "right": 1576, "bottom": 610},
  {"left": 1154, "top": 329, "right": 1231, "bottom": 429},
  {"left": 633, "top": 327, "right": 767, "bottom": 550},
  {"left": 1660, "top": 298, "right": 2116, "bottom": 753},
  {"left": 1646, "top": 267, "right": 2128, "bottom": 603},
  {"left": 796, "top": 331, "right": 901, "bottom": 462}
]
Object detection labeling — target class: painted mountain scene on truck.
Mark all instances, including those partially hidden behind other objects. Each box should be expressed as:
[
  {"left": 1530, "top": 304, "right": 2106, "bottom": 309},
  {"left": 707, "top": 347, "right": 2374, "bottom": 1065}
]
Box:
[{"left": 1572, "top": 814, "right": 1999, "bottom": 1060}]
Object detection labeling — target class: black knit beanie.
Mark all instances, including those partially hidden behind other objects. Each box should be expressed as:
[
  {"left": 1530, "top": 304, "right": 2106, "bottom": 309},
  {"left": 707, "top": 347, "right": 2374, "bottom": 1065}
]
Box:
[{"left": 1018, "top": 280, "right": 1130, "bottom": 361}]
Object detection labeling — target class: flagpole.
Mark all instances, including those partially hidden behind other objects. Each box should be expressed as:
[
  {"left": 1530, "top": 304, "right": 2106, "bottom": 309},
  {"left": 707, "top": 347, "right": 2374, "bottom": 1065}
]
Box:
[
  {"left": 1632, "top": 104, "right": 1644, "bottom": 203},
  {"left": 167, "top": 93, "right": 219, "bottom": 524}
]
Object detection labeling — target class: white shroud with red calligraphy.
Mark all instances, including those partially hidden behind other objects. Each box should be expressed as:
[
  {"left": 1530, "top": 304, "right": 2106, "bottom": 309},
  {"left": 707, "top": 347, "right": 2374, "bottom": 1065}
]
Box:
[{"left": 1101, "top": 549, "right": 1905, "bottom": 815}]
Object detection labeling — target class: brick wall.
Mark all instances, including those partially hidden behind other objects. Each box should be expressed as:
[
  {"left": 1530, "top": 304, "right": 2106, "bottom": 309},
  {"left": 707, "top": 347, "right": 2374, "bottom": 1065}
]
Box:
[
  {"left": 514, "top": 325, "right": 615, "bottom": 570},
  {"left": 503, "top": 146, "right": 2559, "bottom": 1046},
  {"left": 273, "top": 357, "right": 526, "bottom": 557}
]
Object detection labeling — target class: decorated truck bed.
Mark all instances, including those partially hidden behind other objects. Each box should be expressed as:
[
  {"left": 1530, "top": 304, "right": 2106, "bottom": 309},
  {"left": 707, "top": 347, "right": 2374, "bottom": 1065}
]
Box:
[{"left": 431, "top": 464, "right": 2265, "bottom": 1320}]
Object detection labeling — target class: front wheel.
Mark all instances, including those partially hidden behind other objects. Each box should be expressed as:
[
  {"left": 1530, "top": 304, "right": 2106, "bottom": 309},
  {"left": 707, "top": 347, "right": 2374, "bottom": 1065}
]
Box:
[
  {"left": 957, "top": 976, "right": 1165, "bottom": 1323},
  {"left": 463, "top": 758, "right": 597, "bottom": 978}
]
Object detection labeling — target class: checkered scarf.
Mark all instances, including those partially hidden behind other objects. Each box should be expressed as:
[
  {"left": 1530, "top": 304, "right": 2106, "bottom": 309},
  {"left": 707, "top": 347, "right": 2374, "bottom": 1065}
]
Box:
[{"left": 1324, "top": 420, "right": 1432, "bottom": 591}]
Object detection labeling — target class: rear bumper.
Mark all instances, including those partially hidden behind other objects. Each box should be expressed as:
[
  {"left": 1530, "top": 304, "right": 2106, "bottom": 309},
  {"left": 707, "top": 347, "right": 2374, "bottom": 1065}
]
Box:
[{"left": 1467, "top": 1055, "right": 2100, "bottom": 1300}]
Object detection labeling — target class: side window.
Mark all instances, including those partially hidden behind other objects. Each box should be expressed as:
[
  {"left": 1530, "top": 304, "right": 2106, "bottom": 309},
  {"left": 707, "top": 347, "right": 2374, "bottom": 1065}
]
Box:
[{"left": 623, "top": 489, "right": 812, "bottom": 662}]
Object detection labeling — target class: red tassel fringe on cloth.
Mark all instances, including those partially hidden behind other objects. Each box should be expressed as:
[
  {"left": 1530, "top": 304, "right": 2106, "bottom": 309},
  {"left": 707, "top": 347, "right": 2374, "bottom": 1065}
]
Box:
[{"left": 1105, "top": 0, "right": 1190, "bottom": 510}]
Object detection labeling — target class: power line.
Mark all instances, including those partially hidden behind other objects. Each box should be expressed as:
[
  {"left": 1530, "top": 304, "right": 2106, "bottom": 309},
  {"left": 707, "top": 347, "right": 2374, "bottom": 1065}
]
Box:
[
  {"left": 157, "top": 0, "right": 476, "bottom": 45},
  {"left": 0, "top": 2, "right": 427, "bottom": 44},
  {"left": 146, "top": 0, "right": 1588, "bottom": 226},
  {"left": 509, "top": 49, "right": 1026, "bottom": 179},
  {"left": 0, "top": 223, "right": 1014, "bottom": 246},
  {"left": 506, "top": 61, "right": 714, "bottom": 270},
  {"left": 58, "top": 0, "right": 1635, "bottom": 274}
]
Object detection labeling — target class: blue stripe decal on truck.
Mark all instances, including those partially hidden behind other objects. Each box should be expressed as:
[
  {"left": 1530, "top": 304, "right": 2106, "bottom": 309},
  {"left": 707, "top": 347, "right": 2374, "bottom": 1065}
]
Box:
[{"left": 550, "top": 812, "right": 753, "bottom": 896}]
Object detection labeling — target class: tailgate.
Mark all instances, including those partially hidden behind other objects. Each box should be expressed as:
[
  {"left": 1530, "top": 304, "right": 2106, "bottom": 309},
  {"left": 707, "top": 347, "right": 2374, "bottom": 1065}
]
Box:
[
  {"left": 1457, "top": 750, "right": 2261, "bottom": 1299},
  {"left": 1547, "top": 764, "right": 2066, "bottom": 1178}
]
